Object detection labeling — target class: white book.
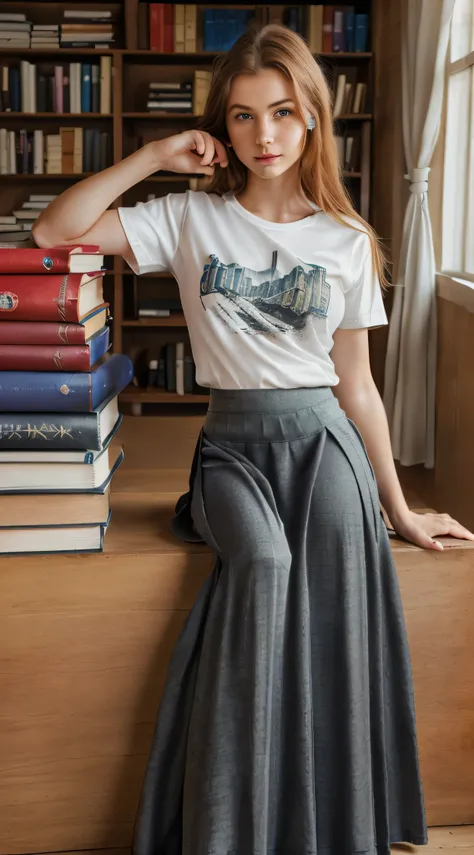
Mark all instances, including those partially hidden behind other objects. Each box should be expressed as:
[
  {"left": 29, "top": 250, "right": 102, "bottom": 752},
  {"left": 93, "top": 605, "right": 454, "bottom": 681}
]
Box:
[
  {"left": 29, "top": 61, "right": 36, "bottom": 113},
  {"left": 352, "top": 82, "right": 366, "bottom": 114},
  {"left": 0, "top": 22, "right": 31, "bottom": 31},
  {"left": 64, "top": 9, "right": 112, "bottom": 17},
  {"left": 0, "top": 215, "right": 16, "bottom": 224},
  {"left": 333, "top": 74, "right": 347, "bottom": 118},
  {"left": 0, "top": 440, "right": 122, "bottom": 492},
  {"left": 34, "top": 24, "right": 59, "bottom": 30},
  {"left": 0, "top": 13, "right": 27, "bottom": 21},
  {"left": 23, "top": 199, "right": 49, "bottom": 208},
  {"left": 29, "top": 194, "right": 56, "bottom": 201},
  {"left": 61, "top": 32, "right": 114, "bottom": 41},
  {"left": 0, "top": 520, "right": 110, "bottom": 555},
  {"left": 176, "top": 341, "right": 185, "bottom": 396},
  {"left": 33, "top": 131, "right": 44, "bottom": 174},
  {"left": 13, "top": 209, "right": 43, "bottom": 219},
  {"left": 8, "top": 130, "right": 16, "bottom": 174},
  {"left": 0, "top": 128, "right": 7, "bottom": 175},
  {"left": 100, "top": 55, "right": 111, "bottom": 114},
  {"left": 20, "top": 60, "right": 29, "bottom": 112}
]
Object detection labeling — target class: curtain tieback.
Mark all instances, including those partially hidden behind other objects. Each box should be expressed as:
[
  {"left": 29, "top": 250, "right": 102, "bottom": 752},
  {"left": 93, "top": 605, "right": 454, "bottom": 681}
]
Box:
[{"left": 404, "top": 167, "right": 430, "bottom": 194}]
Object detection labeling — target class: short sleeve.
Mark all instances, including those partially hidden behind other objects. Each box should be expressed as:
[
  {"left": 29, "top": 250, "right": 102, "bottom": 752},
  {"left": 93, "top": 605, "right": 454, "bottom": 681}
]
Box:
[
  {"left": 338, "top": 232, "right": 389, "bottom": 330},
  {"left": 117, "top": 191, "right": 189, "bottom": 275}
]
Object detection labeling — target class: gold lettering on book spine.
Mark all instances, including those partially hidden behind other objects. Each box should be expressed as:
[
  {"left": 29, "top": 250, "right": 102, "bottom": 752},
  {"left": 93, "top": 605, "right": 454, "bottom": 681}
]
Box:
[
  {"left": 58, "top": 324, "right": 70, "bottom": 344},
  {"left": 53, "top": 274, "right": 69, "bottom": 322}
]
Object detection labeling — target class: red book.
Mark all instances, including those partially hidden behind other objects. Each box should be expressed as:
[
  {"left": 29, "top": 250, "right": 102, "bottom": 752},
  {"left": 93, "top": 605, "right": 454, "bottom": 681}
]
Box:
[
  {"left": 164, "top": 3, "right": 174, "bottom": 52},
  {"left": 0, "top": 325, "right": 109, "bottom": 371},
  {"left": 322, "top": 6, "right": 335, "bottom": 52},
  {"left": 0, "top": 306, "right": 109, "bottom": 345},
  {"left": 149, "top": 3, "right": 165, "bottom": 51},
  {"left": 0, "top": 245, "right": 104, "bottom": 275},
  {"left": 0, "top": 272, "right": 105, "bottom": 322}
]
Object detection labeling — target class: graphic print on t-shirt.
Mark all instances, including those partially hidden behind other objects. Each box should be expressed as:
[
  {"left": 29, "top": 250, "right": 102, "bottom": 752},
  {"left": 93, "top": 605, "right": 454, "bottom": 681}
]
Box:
[{"left": 199, "top": 250, "right": 330, "bottom": 335}]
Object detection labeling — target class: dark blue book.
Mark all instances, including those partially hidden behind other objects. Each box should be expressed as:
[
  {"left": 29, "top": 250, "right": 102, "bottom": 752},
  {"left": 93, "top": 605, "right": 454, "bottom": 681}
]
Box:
[{"left": 0, "top": 353, "right": 133, "bottom": 413}]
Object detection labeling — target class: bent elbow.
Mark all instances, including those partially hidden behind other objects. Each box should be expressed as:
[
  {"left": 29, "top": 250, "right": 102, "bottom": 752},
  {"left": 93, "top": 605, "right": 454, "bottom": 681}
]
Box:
[{"left": 31, "top": 221, "right": 55, "bottom": 248}]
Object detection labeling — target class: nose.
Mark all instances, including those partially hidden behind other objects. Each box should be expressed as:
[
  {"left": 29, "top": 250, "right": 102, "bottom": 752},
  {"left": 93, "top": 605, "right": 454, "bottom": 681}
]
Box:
[{"left": 255, "top": 118, "right": 275, "bottom": 147}]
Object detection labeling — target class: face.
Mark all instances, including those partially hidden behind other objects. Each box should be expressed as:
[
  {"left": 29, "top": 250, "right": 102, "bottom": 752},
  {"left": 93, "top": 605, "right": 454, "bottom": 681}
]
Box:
[{"left": 225, "top": 68, "right": 308, "bottom": 177}]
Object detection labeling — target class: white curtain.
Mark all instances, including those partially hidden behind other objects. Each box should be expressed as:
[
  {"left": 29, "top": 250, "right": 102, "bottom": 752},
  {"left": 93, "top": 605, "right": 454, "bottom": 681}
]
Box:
[{"left": 383, "top": 0, "right": 455, "bottom": 468}]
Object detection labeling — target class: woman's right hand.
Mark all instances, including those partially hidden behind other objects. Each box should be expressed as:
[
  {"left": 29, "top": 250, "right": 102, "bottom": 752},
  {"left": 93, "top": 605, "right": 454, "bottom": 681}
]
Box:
[{"left": 154, "top": 129, "right": 229, "bottom": 175}]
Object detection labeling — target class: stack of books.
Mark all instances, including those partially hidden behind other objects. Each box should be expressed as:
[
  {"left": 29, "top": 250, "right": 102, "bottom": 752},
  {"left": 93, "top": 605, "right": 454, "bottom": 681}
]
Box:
[
  {"left": 0, "top": 244, "right": 134, "bottom": 556},
  {"left": 0, "top": 12, "right": 31, "bottom": 49}
]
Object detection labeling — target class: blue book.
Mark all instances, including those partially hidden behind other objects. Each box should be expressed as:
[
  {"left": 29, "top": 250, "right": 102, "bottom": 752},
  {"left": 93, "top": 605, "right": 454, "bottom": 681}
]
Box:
[
  {"left": 81, "top": 63, "right": 92, "bottom": 112},
  {"left": 203, "top": 9, "right": 215, "bottom": 51},
  {"left": 354, "top": 14, "right": 369, "bottom": 52},
  {"left": 0, "top": 353, "right": 133, "bottom": 413},
  {"left": 9, "top": 68, "right": 21, "bottom": 112},
  {"left": 345, "top": 11, "right": 355, "bottom": 53}
]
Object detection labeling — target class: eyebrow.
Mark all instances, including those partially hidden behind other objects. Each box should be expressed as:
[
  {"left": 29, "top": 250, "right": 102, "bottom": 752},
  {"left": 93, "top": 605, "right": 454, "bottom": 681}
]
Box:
[{"left": 228, "top": 98, "right": 295, "bottom": 112}]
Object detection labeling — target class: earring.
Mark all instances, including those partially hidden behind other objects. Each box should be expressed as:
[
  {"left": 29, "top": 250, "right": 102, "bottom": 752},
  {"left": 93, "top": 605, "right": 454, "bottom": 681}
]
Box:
[{"left": 306, "top": 115, "right": 316, "bottom": 131}]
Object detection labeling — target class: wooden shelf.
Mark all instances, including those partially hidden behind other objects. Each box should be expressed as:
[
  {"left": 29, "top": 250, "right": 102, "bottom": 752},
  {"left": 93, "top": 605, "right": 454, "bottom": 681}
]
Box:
[
  {"left": 1, "top": 173, "right": 95, "bottom": 180},
  {"left": 0, "top": 113, "right": 112, "bottom": 119},
  {"left": 335, "top": 114, "right": 372, "bottom": 121},
  {"left": 123, "top": 112, "right": 197, "bottom": 119},
  {"left": 120, "top": 386, "right": 209, "bottom": 404},
  {"left": 0, "top": 47, "right": 373, "bottom": 59},
  {"left": 123, "top": 314, "right": 187, "bottom": 327},
  {"left": 0, "top": 48, "right": 117, "bottom": 56}
]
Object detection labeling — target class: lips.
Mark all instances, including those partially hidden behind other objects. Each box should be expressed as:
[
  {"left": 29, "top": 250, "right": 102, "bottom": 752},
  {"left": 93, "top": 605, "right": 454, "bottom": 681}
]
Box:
[{"left": 256, "top": 155, "right": 281, "bottom": 161}]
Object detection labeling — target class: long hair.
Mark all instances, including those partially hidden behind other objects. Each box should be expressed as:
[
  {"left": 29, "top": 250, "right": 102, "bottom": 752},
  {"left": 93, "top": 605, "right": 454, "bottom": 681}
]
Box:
[{"left": 195, "top": 22, "right": 390, "bottom": 291}]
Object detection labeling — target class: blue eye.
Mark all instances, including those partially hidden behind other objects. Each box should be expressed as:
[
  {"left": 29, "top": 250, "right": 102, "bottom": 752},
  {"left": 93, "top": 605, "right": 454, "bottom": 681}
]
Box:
[{"left": 235, "top": 108, "right": 293, "bottom": 121}]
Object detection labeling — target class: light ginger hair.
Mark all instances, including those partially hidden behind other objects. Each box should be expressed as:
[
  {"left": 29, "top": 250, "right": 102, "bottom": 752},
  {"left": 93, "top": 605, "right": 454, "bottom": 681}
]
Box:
[{"left": 195, "top": 22, "right": 390, "bottom": 291}]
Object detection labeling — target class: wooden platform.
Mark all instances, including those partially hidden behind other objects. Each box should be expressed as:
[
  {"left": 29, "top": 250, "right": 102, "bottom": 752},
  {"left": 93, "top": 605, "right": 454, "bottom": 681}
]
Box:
[
  {"left": 41, "top": 826, "right": 474, "bottom": 855},
  {"left": 1, "top": 416, "right": 474, "bottom": 854}
]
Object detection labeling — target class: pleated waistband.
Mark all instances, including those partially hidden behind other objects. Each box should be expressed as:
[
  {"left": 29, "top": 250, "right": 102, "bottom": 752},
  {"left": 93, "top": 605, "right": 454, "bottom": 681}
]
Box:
[{"left": 205, "top": 387, "right": 346, "bottom": 443}]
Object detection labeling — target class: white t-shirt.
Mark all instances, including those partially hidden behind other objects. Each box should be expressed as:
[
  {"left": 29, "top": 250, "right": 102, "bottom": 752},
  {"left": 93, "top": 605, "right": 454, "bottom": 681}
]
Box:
[{"left": 117, "top": 189, "right": 388, "bottom": 389}]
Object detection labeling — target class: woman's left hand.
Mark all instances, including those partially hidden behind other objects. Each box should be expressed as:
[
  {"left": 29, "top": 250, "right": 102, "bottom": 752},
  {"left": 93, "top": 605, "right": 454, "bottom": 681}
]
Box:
[{"left": 389, "top": 509, "right": 474, "bottom": 551}]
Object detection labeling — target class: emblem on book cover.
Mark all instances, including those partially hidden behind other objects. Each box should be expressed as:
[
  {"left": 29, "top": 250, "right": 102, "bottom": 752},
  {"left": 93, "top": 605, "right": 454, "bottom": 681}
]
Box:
[
  {"left": 199, "top": 250, "right": 330, "bottom": 334},
  {"left": 0, "top": 291, "right": 19, "bottom": 312}
]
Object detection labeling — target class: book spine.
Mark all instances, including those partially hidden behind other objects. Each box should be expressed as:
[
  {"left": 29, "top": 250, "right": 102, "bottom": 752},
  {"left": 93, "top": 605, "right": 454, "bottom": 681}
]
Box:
[
  {"left": 0, "top": 271, "right": 103, "bottom": 322},
  {"left": 0, "top": 368, "right": 93, "bottom": 411},
  {"left": 0, "top": 245, "right": 100, "bottom": 273},
  {"left": 0, "top": 343, "right": 91, "bottom": 371},
  {"left": 0, "top": 320, "right": 87, "bottom": 345},
  {"left": 0, "top": 326, "right": 108, "bottom": 369}
]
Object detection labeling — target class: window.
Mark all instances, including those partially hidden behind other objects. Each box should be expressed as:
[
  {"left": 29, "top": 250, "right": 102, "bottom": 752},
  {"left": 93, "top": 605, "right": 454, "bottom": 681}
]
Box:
[{"left": 442, "top": 0, "right": 474, "bottom": 279}]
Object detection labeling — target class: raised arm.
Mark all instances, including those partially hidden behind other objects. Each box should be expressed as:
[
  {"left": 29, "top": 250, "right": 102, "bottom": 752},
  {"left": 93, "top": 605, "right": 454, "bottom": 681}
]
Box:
[
  {"left": 32, "top": 131, "right": 228, "bottom": 268},
  {"left": 32, "top": 142, "right": 165, "bottom": 268}
]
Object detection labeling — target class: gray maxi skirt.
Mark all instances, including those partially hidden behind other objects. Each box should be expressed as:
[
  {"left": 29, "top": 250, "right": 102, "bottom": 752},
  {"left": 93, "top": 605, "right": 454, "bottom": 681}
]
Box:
[{"left": 133, "top": 386, "right": 428, "bottom": 855}]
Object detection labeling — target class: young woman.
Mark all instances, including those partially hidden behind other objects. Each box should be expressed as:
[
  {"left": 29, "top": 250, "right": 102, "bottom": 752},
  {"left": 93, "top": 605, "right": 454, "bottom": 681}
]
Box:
[{"left": 34, "top": 22, "right": 474, "bottom": 855}]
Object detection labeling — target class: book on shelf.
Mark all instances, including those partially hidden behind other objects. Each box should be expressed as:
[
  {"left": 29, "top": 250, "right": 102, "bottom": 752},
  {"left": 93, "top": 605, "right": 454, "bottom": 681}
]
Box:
[
  {"left": 0, "top": 9, "right": 119, "bottom": 51},
  {"left": 0, "top": 127, "right": 111, "bottom": 176},
  {"left": 145, "top": 342, "right": 207, "bottom": 396},
  {"left": 0, "top": 323, "right": 110, "bottom": 371},
  {"left": 315, "top": 5, "right": 369, "bottom": 53},
  {"left": 0, "top": 393, "right": 122, "bottom": 451},
  {"left": 0, "top": 57, "right": 112, "bottom": 114}
]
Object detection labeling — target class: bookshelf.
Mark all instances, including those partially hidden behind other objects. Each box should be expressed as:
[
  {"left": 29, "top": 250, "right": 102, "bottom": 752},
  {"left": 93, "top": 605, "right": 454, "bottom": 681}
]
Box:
[{"left": 0, "top": 1, "right": 375, "bottom": 414}]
